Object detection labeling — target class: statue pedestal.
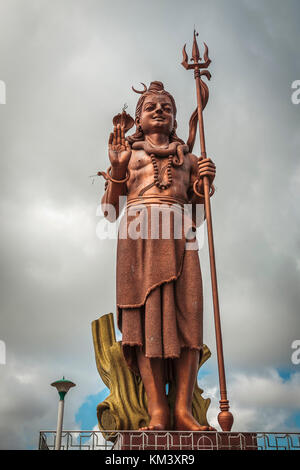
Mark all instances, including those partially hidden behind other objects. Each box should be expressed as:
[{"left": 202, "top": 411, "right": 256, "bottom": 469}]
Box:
[{"left": 113, "top": 431, "right": 257, "bottom": 451}]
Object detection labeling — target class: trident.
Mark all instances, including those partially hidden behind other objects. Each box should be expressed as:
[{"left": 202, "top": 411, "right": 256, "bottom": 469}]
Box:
[{"left": 182, "top": 30, "right": 234, "bottom": 432}]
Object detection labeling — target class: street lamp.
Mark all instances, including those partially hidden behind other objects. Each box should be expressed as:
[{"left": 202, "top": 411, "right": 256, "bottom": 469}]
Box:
[{"left": 51, "top": 377, "right": 76, "bottom": 450}]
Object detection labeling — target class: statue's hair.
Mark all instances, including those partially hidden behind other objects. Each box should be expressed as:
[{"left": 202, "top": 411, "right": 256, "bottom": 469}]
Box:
[{"left": 127, "top": 81, "right": 184, "bottom": 145}]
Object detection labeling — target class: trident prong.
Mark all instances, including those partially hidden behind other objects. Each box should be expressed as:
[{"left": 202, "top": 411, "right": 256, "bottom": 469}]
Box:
[
  {"left": 181, "top": 30, "right": 211, "bottom": 70},
  {"left": 192, "top": 30, "right": 201, "bottom": 63}
]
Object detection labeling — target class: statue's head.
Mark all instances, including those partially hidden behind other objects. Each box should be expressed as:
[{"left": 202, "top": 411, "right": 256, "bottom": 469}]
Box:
[{"left": 127, "top": 81, "right": 184, "bottom": 144}]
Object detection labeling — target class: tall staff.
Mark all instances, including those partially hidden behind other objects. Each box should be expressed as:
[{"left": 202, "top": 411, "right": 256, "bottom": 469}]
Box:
[{"left": 182, "top": 30, "right": 234, "bottom": 432}]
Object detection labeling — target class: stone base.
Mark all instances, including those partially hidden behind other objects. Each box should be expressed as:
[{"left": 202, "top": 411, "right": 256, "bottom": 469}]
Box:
[{"left": 113, "top": 431, "right": 258, "bottom": 451}]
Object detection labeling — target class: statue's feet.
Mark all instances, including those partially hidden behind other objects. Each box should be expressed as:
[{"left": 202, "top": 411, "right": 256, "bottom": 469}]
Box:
[
  {"left": 139, "top": 407, "right": 171, "bottom": 431},
  {"left": 174, "top": 409, "right": 216, "bottom": 432}
]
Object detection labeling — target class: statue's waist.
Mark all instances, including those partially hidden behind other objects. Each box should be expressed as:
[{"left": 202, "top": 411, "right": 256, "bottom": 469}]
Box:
[{"left": 126, "top": 195, "right": 188, "bottom": 209}]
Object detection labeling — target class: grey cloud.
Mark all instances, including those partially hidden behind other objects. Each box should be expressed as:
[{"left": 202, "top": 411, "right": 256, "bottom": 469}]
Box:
[{"left": 0, "top": 0, "right": 300, "bottom": 448}]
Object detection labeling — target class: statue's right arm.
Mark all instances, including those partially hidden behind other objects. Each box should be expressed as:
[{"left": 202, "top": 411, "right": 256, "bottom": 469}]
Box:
[{"left": 101, "top": 125, "right": 131, "bottom": 222}]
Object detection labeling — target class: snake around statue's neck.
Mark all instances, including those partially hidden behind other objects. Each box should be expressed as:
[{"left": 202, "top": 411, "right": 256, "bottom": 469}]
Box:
[{"left": 131, "top": 140, "right": 189, "bottom": 167}]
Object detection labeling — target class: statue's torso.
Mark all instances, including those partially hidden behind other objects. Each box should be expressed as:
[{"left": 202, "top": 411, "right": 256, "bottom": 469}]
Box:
[{"left": 126, "top": 149, "right": 192, "bottom": 201}]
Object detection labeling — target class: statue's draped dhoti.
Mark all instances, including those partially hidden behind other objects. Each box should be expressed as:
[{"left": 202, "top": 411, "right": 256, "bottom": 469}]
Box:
[{"left": 116, "top": 197, "right": 203, "bottom": 376}]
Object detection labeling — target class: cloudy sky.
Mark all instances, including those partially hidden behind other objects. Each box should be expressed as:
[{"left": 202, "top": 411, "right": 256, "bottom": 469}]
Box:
[{"left": 0, "top": 0, "right": 299, "bottom": 449}]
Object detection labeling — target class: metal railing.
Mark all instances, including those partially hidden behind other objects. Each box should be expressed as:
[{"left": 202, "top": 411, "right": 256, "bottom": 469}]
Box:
[{"left": 39, "top": 430, "right": 300, "bottom": 451}]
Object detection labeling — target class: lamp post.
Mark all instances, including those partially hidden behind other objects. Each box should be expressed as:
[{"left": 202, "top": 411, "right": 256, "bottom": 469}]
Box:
[{"left": 51, "top": 377, "right": 76, "bottom": 450}]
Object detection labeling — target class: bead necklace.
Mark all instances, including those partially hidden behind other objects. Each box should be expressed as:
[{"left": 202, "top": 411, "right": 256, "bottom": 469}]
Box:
[{"left": 150, "top": 153, "right": 173, "bottom": 190}]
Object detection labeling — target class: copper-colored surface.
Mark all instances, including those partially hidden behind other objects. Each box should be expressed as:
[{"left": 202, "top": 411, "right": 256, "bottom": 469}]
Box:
[
  {"left": 112, "top": 109, "right": 134, "bottom": 134},
  {"left": 99, "top": 56, "right": 218, "bottom": 429},
  {"left": 181, "top": 31, "right": 233, "bottom": 431}
]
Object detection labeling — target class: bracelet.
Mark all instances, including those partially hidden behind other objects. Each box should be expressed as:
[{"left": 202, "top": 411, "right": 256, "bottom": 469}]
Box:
[
  {"left": 97, "top": 166, "right": 130, "bottom": 184},
  {"left": 193, "top": 179, "right": 215, "bottom": 198},
  {"left": 107, "top": 166, "right": 130, "bottom": 183}
]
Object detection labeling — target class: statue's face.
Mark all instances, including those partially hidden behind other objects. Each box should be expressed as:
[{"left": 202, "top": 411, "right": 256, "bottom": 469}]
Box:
[{"left": 139, "top": 94, "right": 175, "bottom": 136}]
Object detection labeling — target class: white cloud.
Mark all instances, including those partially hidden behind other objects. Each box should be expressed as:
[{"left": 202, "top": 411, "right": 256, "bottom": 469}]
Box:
[{"left": 203, "top": 369, "right": 300, "bottom": 432}]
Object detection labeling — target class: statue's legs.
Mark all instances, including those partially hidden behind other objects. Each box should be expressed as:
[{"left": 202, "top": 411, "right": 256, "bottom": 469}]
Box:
[
  {"left": 173, "top": 347, "right": 215, "bottom": 431},
  {"left": 136, "top": 348, "right": 171, "bottom": 430}
]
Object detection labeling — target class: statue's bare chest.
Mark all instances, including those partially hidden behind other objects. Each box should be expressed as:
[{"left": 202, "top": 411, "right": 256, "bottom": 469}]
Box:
[
  {"left": 127, "top": 149, "right": 191, "bottom": 196},
  {"left": 128, "top": 150, "right": 152, "bottom": 172}
]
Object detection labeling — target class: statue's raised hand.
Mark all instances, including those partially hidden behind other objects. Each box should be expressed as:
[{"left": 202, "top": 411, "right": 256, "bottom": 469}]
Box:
[{"left": 108, "top": 124, "right": 131, "bottom": 169}]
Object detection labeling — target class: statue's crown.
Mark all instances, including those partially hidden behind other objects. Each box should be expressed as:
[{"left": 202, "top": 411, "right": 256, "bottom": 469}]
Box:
[{"left": 132, "top": 81, "right": 165, "bottom": 95}]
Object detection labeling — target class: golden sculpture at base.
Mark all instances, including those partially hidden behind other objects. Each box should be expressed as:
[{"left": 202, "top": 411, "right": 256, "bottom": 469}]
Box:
[{"left": 92, "top": 313, "right": 211, "bottom": 439}]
